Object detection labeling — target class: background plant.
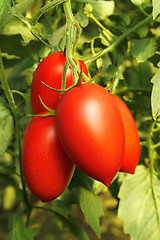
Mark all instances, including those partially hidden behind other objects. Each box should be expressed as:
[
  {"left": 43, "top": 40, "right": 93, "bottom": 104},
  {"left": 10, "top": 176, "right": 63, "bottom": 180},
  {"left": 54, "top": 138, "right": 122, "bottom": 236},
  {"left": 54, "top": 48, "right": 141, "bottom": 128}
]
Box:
[{"left": 0, "top": 0, "right": 160, "bottom": 239}]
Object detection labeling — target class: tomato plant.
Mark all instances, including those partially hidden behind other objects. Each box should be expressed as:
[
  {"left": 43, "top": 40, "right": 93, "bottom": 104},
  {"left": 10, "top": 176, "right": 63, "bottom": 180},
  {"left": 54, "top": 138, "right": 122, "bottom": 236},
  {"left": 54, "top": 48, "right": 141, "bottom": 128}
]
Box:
[
  {"left": 1, "top": 0, "right": 160, "bottom": 239},
  {"left": 112, "top": 94, "right": 141, "bottom": 174},
  {"left": 55, "top": 83, "right": 125, "bottom": 187},
  {"left": 30, "top": 51, "right": 88, "bottom": 113},
  {"left": 22, "top": 114, "right": 75, "bottom": 202}
]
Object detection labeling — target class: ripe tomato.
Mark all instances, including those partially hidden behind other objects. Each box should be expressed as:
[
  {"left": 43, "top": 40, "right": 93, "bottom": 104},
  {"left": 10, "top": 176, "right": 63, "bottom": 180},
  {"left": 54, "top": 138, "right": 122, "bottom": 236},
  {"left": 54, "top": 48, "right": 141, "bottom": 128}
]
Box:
[
  {"left": 22, "top": 114, "right": 75, "bottom": 202},
  {"left": 31, "top": 51, "right": 88, "bottom": 114},
  {"left": 112, "top": 94, "right": 141, "bottom": 173},
  {"left": 55, "top": 83, "right": 125, "bottom": 187}
]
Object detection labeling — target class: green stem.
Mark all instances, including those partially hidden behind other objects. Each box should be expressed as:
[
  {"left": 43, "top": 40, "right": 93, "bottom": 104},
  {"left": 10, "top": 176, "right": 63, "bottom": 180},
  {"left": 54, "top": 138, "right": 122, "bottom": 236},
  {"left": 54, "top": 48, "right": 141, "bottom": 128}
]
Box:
[
  {"left": 42, "top": 81, "right": 75, "bottom": 92},
  {"left": 88, "top": 13, "right": 115, "bottom": 38},
  {"left": 152, "top": 142, "right": 160, "bottom": 149},
  {"left": 84, "top": 13, "right": 153, "bottom": 63},
  {"left": 0, "top": 49, "right": 31, "bottom": 222},
  {"left": 30, "top": 0, "right": 67, "bottom": 25},
  {"left": 147, "top": 121, "right": 160, "bottom": 239},
  {"left": 33, "top": 205, "right": 63, "bottom": 216},
  {"left": 113, "top": 87, "right": 151, "bottom": 95},
  {"left": 63, "top": 0, "right": 78, "bottom": 84},
  {"left": 32, "top": 205, "right": 76, "bottom": 229},
  {"left": 63, "top": 0, "right": 81, "bottom": 52},
  {"left": 61, "top": 60, "right": 69, "bottom": 95}
]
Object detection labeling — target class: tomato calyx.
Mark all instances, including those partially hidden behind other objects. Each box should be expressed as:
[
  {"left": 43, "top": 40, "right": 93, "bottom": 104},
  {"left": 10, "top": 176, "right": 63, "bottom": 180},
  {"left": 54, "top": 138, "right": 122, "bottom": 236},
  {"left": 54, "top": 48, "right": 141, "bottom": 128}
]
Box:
[
  {"left": 75, "top": 66, "right": 83, "bottom": 86},
  {"left": 41, "top": 64, "right": 104, "bottom": 93},
  {"left": 29, "top": 96, "right": 55, "bottom": 118},
  {"left": 37, "top": 96, "right": 55, "bottom": 117}
]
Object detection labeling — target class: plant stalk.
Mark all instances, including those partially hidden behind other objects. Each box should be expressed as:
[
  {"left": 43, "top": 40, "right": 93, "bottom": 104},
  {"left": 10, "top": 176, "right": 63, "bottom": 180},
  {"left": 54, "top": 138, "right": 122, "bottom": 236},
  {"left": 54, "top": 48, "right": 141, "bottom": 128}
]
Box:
[
  {"left": 63, "top": 0, "right": 79, "bottom": 84},
  {"left": 0, "top": 49, "right": 31, "bottom": 222},
  {"left": 85, "top": 13, "right": 153, "bottom": 63},
  {"left": 31, "top": 0, "right": 67, "bottom": 25}
]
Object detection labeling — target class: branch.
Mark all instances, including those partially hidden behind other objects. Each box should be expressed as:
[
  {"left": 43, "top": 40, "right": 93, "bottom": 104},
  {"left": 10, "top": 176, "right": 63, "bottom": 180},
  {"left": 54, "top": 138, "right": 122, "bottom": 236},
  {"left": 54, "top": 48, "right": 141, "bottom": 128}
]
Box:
[
  {"left": 0, "top": 49, "right": 32, "bottom": 222},
  {"left": 84, "top": 14, "right": 153, "bottom": 64},
  {"left": 30, "top": 0, "right": 67, "bottom": 25}
]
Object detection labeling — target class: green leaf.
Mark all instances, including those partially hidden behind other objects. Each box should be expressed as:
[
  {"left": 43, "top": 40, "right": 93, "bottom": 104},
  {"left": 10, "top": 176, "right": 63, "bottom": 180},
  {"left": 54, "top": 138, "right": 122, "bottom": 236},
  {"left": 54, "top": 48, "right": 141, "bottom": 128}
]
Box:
[
  {"left": 118, "top": 165, "right": 160, "bottom": 240},
  {"left": 0, "top": 34, "right": 50, "bottom": 63},
  {"left": 75, "top": 10, "right": 89, "bottom": 27},
  {"left": 0, "top": 34, "right": 29, "bottom": 57},
  {"left": 131, "top": 38, "right": 157, "bottom": 62},
  {"left": 0, "top": 97, "right": 13, "bottom": 156},
  {"left": 3, "top": 19, "right": 35, "bottom": 42},
  {"left": 80, "top": 188, "right": 103, "bottom": 238},
  {"left": 152, "top": 0, "right": 160, "bottom": 19},
  {"left": 7, "top": 212, "right": 38, "bottom": 240},
  {"left": 131, "top": 0, "right": 150, "bottom": 6},
  {"left": 131, "top": 0, "right": 151, "bottom": 11},
  {"left": 69, "top": 168, "right": 93, "bottom": 191},
  {"left": 89, "top": 0, "right": 115, "bottom": 20},
  {"left": 129, "top": 61, "right": 153, "bottom": 89},
  {"left": 151, "top": 68, "right": 160, "bottom": 119},
  {"left": 52, "top": 208, "right": 90, "bottom": 240},
  {"left": 100, "top": 30, "right": 114, "bottom": 47},
  {"left": 49, "top": 25, "right": 66, "bottom": 49},
  {"left": 136, "top": 26, "right": 148, "bottom": 38},
  {"left": 0, "top": 165, "right": 16, "bottom": 175},
  {"left": 12, "top": 0, "right": 35, "bottom": 15},
  {"left": 105, "top": 64, "right": 123, "bottom": 79},
  {"left": 0, "top": 0, "right": 11, "bottom": 32},
  {"left": 131, "top": 0, "right": 143, "bottom": 5}
]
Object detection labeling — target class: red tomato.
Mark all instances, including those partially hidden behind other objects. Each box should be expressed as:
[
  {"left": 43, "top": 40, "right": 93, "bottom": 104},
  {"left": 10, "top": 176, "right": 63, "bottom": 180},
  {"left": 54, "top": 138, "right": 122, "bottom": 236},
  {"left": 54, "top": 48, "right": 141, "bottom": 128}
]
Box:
[
  {"left": 55, "top": 83, "right": 125, "bottom": 187},
  {"left": 31, "top": 51, "right": 88, "bottom": 114},
  {"left": 112, "top": 94, "right": 141, "bottom": 173},
  {"left": 22, "top": 114, "right": 75, "bottom": 202}
]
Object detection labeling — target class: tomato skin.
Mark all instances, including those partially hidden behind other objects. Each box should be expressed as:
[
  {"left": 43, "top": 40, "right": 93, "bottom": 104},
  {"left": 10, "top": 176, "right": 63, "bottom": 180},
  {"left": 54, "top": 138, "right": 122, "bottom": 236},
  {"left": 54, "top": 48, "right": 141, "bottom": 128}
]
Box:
[
  {"left": 112, "top": 94, "right": 141, "bottom": 174},
  {"left": 31, "top": 51, "right": 88, "bottom": 114},
  {"left": 55, "top": 83, "right": 125, "bottom": 187},
  {"left": 22, "top": 114, "right": 75, "bottom": 202}
]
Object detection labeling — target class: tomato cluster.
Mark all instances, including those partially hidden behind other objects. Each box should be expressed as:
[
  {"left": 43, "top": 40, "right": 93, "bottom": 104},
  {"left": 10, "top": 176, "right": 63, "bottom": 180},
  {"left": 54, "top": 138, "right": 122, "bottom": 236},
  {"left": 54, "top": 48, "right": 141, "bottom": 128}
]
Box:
[{"left": 22, "top": 51, "right": 141, "bottom": 202}]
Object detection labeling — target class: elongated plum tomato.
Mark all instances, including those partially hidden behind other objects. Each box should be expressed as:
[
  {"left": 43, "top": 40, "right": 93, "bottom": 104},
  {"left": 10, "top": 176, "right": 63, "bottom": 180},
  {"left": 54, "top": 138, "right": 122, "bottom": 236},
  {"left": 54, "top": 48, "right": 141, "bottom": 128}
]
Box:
[
  {"left": 31, "top": 51, "right": 88, "bottom": 114},
  {"left": 112, "top": 94, "right": 141, "bottom": 173},
  {"left": 22, "top": 114, "right": 75, "bottom": 202},
  {"left": 55, "top": 83, "right": 125, "bottom": 187}
]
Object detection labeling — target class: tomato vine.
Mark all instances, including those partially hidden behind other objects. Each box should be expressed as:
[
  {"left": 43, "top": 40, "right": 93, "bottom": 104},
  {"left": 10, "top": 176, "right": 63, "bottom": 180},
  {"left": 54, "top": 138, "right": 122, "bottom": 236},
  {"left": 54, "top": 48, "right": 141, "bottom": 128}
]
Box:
[{"left": 1, "top": 0, "right": 160, "bottom": 239}]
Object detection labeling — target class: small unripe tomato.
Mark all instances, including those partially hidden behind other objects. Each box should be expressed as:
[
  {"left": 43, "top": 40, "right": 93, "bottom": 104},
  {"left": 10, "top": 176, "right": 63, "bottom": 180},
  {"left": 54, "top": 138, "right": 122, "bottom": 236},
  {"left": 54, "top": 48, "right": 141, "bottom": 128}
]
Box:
[{"left": 22, "top": 114, "right": 75, "bottom": 202}]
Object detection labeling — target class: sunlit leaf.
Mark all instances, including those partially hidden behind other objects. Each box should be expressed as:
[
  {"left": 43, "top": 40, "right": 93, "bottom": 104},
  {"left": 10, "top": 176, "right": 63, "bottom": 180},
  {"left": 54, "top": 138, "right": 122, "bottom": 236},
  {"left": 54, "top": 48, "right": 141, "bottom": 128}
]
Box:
[
  {"left": 131, "top": 0, "right": 151, "bottom": 9},
  {"left": 3, "top": 20, "right": 35, "bottom": 42},
  {"left": 80, "top": 188, "right": 103, "bottom": 238},
  {"left": 0, "top": 0, "right": 11, "bottom": 32},
  {"left": 131, "top": 0, "right": 143, "bottom": 5},
  {"left": 151, "top": 68, "right": 160, "bottom": 119},
  {"left": 152, "top": 0, "right": 160, "bottom": 19},
  {"left": 0, "top": 97, "right": 13, "bottom": 156},
  {"left": 90, "top": 0, "right": 115, "bottom": 20},
  {"left": 76, "top": 10, "right": 89, "bottom": 27},
  {"left": 118, "top": 165, "right": 160, "bottom": 240}
]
